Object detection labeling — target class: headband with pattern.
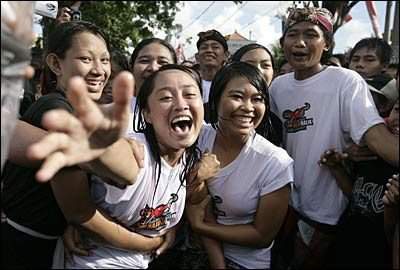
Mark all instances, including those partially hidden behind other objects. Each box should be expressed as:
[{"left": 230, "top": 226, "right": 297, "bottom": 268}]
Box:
[{"left": 284, "top": 7, "right": 334, "bottom": 33}]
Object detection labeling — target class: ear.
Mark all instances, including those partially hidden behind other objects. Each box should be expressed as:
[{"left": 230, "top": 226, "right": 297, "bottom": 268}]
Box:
[
  {"left": 195, "top": 53, "right": 200, "bottom": 62},
  {"left": 46, "top": 53, "right": 62, "bottom": 76},
  {"left": 323, "top": 43, "right": 330, "bottom": 52}
]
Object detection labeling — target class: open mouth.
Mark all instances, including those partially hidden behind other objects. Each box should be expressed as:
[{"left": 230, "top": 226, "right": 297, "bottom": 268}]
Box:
[
  {"left": 171, "top": 115, "right": 193, "bottom": 135},
  {"left": 292, "top": 52, "right": 308, "bottom": 58},
  {"left": 86, "top": 80, "right": 104, "bottom": 88},
  {"left": 234, "top": 115, "right": 255, "bottom": 127}
]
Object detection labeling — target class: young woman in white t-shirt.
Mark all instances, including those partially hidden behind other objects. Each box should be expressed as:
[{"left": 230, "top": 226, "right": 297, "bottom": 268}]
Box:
[
  {"left": 27, "top": 64, "right": 205, "bottom": 268},
  {"left": 186, "top": 62, "right": 294, "bottom": 269}
]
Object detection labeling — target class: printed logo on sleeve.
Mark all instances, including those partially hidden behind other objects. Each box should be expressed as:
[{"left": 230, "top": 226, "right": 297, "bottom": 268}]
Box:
[{"left": 282, "top": 102, "right": 314, "bottom": 133}]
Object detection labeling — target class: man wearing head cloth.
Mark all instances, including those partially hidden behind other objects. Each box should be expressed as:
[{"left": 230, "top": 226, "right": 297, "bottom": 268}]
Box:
[
  {"left": 269, "top": 6, "right": 399, "bottom": 269},
  {"left": 195, "top": 29, "right": 229, "bottom": 109}
]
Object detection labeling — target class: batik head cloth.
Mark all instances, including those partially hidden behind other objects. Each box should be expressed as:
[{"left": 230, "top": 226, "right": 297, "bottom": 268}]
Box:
[{"left": 284, "top": 7, "right": 334, "bottom": 33}]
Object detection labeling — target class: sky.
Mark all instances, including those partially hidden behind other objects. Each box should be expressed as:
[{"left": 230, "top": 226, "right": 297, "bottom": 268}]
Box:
[{"left": 153, "top": 1, "right": 394, "bottom": 59}]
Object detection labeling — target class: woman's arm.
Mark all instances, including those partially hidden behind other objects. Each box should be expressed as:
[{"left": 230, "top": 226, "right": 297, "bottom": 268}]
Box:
[
  {"left": 8, "top": 120, "right": 47, "bottom": 168},
  {"left": 187, "top": 185, "right": 290, "bottom": 248},
  {"left": 51, "top": 167, "right": 163, "bottom": 252},
  {"left": 201, "top": 199, "right": 225, "bottom": 269}
]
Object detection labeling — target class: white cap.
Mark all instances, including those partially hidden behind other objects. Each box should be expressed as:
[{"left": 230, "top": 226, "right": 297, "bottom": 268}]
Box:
[{"left": 34, "top": 1, "right": 58, "bottom": 19}]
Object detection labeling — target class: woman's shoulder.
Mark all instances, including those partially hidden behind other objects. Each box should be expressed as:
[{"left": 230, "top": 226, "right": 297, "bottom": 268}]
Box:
[{"left": 251, "top": 134, "right": 293, "bottom": 164}]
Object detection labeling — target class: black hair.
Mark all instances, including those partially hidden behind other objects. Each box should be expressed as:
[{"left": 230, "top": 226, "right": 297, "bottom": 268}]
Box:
[
  {"left": 129, "top": 38, "right": 177, "bottom": 71},
  {"left": 208, "top": 62, "right": 275, "bottom": 140},
  {"left": 41, "top": 20, "right": 110, "bottom": 95},
  {"left": 110, "top": 48, "right": 129, "bottom": 72},
  {"left": 230, "top": 43, "right": 275, "bottom": 70},
  {"left": 349, "top": 37, "right": 393, "bottom": 66},
  {"left": 133, "top": 64, "right": 202, "bottom": 188}
]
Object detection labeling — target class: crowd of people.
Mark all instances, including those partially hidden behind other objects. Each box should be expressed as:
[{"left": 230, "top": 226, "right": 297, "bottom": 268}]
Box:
[{"left": 1, "top": 2, "right": 399, "bottom": 269}]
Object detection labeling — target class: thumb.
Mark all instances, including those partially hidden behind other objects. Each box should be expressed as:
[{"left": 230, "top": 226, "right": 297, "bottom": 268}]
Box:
[{"left": 112, "top": 71, "right": 134, "bottom": 123}]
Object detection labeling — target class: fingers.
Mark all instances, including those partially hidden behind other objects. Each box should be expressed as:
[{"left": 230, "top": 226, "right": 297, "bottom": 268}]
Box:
[
  {"left": 41, "top": 109, "right": 86, "bottom": 137},
  {"left": 155, "top": 237, "right": 169, "bottom": 257},
  {"left": 67, "top": 77, "right": 104, "bottom": 132},
  {"left": 63, "top": 227, "right": 89, "bottom": 257},
  {"left": 319, "top": 149, "right": 348, "bottom": 166},
  {"left": 112, "top": 71, "right": 134, "bottom": 123},
  {"left": 36, "top": 152, "right": 69, "bottom": 182}
]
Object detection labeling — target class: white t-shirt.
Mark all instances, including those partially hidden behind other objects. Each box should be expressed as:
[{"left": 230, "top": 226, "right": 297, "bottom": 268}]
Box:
[
  {"left": 198, "top": 125, "right": 294, "bottom": 269},
  {"left": 68, "top": 133, "right": 187, "bottom": 269},
  {"left": 269, "top": 66, "right": 384, "bottom": 225},
  {"left": 202, "top": 79, "right": 212, "bottom": 104}
]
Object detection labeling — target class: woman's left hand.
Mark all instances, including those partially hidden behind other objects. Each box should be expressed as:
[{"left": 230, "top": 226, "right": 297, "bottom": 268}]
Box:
[{"left": 153, "top": 227, "right": 177, "bottom": 257}]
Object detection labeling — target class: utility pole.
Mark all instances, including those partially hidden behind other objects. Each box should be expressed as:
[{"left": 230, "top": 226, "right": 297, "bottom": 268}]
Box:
[
  {"left": 383, "top": 1, "right": 392, "bottom": 42},
  {"left": 391, "top": 0, "right": 399, "bottom": 64}
]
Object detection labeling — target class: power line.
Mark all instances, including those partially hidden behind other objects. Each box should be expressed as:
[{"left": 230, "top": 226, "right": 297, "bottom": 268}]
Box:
[
  {"left": 179, "top": 1, "right": 216, "bottom": 35},
  {"left": 240, "top": 3, "right": 282, "bottom": 31},
  {"left": 215, "top": 1, "right": 249, "bottom": 29}
]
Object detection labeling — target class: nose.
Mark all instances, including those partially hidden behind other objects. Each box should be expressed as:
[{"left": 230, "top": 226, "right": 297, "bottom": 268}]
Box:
[
  {"left": 146, "top": 60, "right": 161, "bottom": 72},
  {"left": 90, "top": 59, "right": 106, "bottom": 75},
  {"left": 241, "top": 98, "right": 254, "bottom": 112},
  {"left": 174, "top": 94, "right": 189, "bottom": 111},
  {"left": 293, "top": 35, "right": 306, "bottom": 48}
]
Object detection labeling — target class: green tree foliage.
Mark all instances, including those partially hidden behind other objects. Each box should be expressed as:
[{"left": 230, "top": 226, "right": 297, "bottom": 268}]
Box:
[{"left": 43, "top": 1, "right": 182, "bottom": 55}]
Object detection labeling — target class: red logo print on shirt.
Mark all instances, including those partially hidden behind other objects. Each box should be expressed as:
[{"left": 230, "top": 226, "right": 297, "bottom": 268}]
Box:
[
  {"left": 282, "top": 102, "right": 314, "bottom": 133},
  {"left": 134, "top": 193, "right": 178, "bottom": 231}
]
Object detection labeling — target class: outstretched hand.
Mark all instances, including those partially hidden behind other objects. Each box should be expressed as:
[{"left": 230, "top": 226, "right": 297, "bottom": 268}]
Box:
[{"left": 27, "top": 71, "right": 134, "bottom": 182}]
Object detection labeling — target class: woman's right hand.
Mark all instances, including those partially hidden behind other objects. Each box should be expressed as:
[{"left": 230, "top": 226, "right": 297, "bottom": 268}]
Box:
[
  {"left": 27, "top": 72, "right": 135, "bottom": 182},
  {"left": 63, "top": 226, "right": 94, "bottom": 259}
]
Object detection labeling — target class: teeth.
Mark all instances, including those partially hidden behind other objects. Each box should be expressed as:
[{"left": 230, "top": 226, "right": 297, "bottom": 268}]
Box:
[
  {"left": 172, "top": 116, "right": 191, "bottom": 124},
  {"left": 236, "top": 116, "right": 252, "bottom": 122}
]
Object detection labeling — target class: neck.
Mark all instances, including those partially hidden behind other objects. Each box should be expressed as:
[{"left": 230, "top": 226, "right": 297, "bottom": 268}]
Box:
[
  {"left": 294, "top": 63, "right": 324, "bottom": 80},
  {"left": 159, "top": 146, "right": 185, "bottom": 167},
  {"left": 200, "top": 66, "right": 220, "bottom": 81},
  {"left": 214, "top": 129, "right": 248, "bottom": 167}
]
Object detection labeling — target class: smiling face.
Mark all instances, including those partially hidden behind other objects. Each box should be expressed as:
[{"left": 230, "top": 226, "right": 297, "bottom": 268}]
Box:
[
  {"left": 217, "top": 76, "right": 266, "bottom": 139},
  {"left": 283, "top": 21, "right": 329, "bottom": 79},
  {"left": 198, "top": 40, "right": 226, "bottom": 69},
  {"left": 143, "top": 70, "right": 204, "bottom": 155},
  {"left": 133, "top": 43, "right": 175, "bottom": 93},
  {"left": 349, "top": 47, "right": 386, "bottom": 78},
  {"left": 54, "top": 32, "right": 111, "bottom": 101},
  {"left": 240, "top": 48, "right": 274, "bottom": 86}
]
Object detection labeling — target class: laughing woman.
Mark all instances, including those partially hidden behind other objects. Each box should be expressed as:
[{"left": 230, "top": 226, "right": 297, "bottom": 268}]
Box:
[
  {"left": 29, "top": 64, "right": 205, "bottom": 269},
  {"left": 186, "top": 62, "right": 294, "bottom": 269}
]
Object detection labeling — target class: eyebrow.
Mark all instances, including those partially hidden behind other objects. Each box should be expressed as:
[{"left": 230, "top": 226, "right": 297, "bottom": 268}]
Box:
[
  {"left": 156, "top": 84, "right": 197, "bottom": 92},
  {"left": 137, "top": 55, "right": 170, "bottom": 60}
]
